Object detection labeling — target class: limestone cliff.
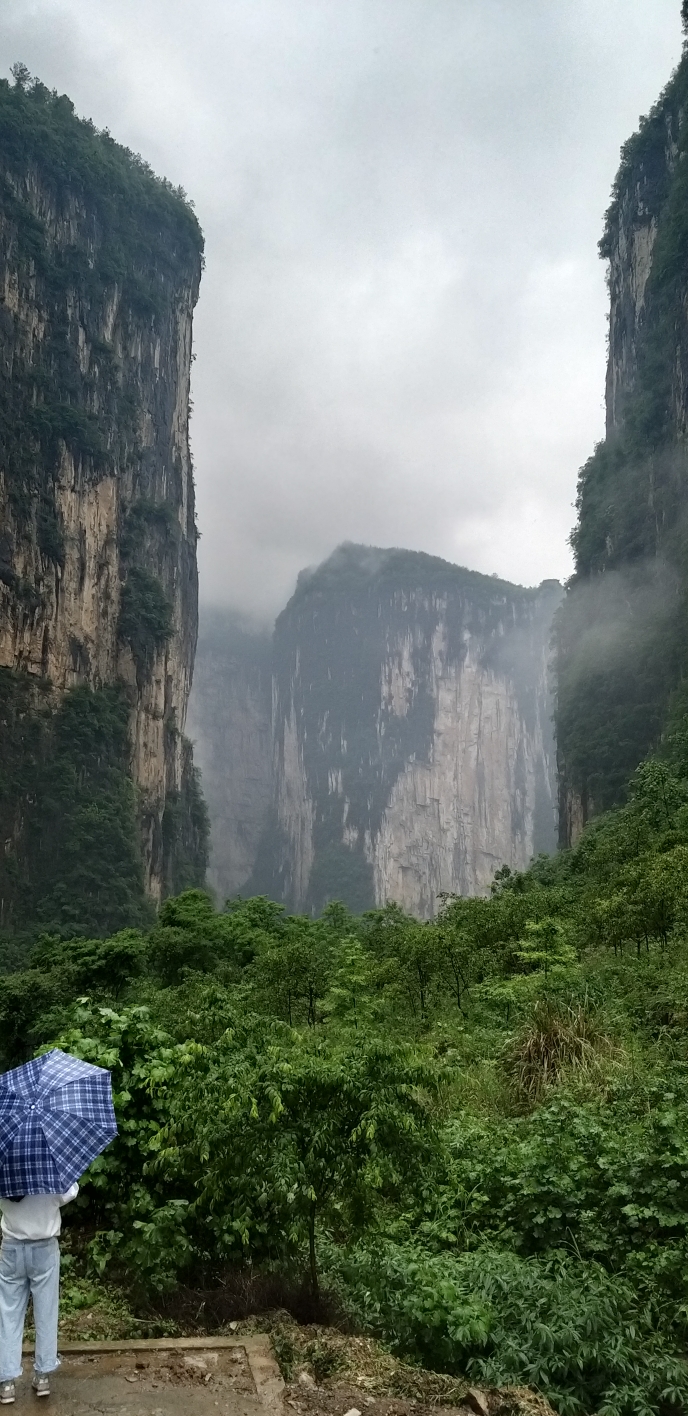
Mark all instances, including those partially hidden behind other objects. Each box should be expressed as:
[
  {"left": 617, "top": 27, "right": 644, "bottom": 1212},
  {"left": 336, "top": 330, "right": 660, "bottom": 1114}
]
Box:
[
  {"left": 556, "top": 40, "right": 688, "bottom": 841},
  {"left": 187, "top": 614, "right": 272, "bottom": 902},
  {"left": 0, "top": 74, "right": 206, "bottom": 932},
  {"left": 247, "top": 545, "right": 560, "bottom": 917}
]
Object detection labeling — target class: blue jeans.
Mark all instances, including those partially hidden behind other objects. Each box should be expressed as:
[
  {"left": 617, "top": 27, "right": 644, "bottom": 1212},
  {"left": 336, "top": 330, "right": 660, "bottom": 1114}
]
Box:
[{"left": 0, "top": 1239, "right": 60, "bottom": 1382}]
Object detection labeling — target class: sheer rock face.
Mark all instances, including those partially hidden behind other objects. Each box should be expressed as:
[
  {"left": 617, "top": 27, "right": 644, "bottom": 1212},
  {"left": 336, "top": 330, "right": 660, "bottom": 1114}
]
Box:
[
  {"left": 0, "top": 98, "right": 202, "bottom": 900},
  {"left": 557, "top": 56, "right": 688, "bottom": 844},
  {"left": 604, "top": 115, "right": 678, "bottom": 438},
  {"left": 263, "top": 546, "right": 561, "bottom": 917},
  {"left": 187, "top": 617, "right": 272, "bottom": 902},
  {"left": 371, "top": 629, "right": 553, "bottom": 912}
]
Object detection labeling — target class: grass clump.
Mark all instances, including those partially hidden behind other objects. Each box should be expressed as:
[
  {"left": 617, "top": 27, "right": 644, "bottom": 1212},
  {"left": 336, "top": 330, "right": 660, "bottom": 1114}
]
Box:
[{"left": 503, "top": 999, "right": 615, "bottom": 1107}]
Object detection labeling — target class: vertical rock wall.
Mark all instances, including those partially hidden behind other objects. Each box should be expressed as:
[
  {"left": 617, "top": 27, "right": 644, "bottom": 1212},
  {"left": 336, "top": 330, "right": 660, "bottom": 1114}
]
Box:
[
  {"left": 0, "top": 76, "right": 205, "bottom": 917},
  {"left": 247, "top": 545, "right": 560, "bottom": 917},
  {"left": 556, "top": 49, "right": 688, "bottom": 841}
]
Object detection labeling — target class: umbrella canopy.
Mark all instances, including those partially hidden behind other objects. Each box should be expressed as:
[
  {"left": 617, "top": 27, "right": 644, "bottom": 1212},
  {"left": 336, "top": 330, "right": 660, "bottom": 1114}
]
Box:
[{"left": 0, "top": 1049, "right": 117, "bottom": 1196}]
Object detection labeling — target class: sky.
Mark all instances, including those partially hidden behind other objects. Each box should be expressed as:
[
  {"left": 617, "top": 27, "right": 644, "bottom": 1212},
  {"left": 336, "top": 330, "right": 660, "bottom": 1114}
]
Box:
[{"left": 0, "top": 1, "right": 683, "bottom": 620}]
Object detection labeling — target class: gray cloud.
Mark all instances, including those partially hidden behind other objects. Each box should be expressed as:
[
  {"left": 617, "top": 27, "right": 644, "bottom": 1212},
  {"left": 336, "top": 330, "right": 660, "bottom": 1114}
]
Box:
[{"left": 0, "top": 0, "right": 682, "bottom": 618}]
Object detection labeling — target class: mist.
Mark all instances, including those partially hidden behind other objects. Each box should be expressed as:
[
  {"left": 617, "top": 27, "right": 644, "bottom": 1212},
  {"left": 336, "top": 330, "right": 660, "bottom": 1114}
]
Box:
[{"left": 0, "top": 0, "right": 682, "bottom": 620}]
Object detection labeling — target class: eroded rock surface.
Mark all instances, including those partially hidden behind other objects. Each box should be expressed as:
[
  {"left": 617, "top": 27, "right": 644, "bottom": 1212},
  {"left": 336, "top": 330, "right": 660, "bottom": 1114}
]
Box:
[
  {"left": 0, "top": 79, "right": 205, "bottom": 908},
  {"left": 263, "top": 546, "right": 560, "bottom": 915}
]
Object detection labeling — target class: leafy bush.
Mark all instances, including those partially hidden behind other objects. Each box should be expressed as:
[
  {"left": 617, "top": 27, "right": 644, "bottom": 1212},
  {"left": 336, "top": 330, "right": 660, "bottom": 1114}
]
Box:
[
  {"left": 330, "top": 1241, "right": 688, "bottom": 1416},
  {"left": 50, "top": 1002, "right": 196, "bottom": 1292},
  {"left": 446, "top": 1081, "right": 688, "bottom": 1268},
  {"left": 48, "top": 999, "right": 438, "bottom": 1295}
]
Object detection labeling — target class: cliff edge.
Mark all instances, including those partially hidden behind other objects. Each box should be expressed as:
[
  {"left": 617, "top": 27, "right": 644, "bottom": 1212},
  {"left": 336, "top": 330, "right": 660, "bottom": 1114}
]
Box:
[
  {"left": 557, "top": 39, "right": 688, "bottom": 841},
  {"left": 0, "top": 72, "right": 207, "bottom": 936}
]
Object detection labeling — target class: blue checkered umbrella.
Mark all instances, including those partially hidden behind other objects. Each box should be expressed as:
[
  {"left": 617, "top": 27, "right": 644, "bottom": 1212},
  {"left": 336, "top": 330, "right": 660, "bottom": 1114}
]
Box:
[{"left": 0, "top": 1049, "right": 118, "bottom": 1196}]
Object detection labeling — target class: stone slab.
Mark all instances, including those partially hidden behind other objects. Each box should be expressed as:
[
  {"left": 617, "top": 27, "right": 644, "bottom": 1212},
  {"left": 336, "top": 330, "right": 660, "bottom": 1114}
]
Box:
[{"left": 13, "top": 1336, "right": 284, "bottom": 1416}]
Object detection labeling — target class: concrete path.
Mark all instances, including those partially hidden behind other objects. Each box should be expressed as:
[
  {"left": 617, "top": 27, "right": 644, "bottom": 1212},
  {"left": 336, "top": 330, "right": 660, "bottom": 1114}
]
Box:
[{"left": 14, "top": 1336, "right": 284, "bottom": 1416}]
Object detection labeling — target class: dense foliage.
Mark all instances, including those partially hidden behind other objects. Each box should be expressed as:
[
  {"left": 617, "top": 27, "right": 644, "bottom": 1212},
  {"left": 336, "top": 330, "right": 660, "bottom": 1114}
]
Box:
[
  {"left": 8, "top": 722, "right": 688, "bottom": 1414},
  {"left": 0, "top": 67, "right": 201, "bottom": 296},
  {"left": 161, "top": 735, "right": 210, "bottom": 899},
  {"left": 0, "top": 671, "right": 209, "bottom": 944},
  {"left": 118, "top": 568, "right": 173, "bottom": 683},
  {"left": 0, "top": 674, "right": 151, "bottom": 947}
]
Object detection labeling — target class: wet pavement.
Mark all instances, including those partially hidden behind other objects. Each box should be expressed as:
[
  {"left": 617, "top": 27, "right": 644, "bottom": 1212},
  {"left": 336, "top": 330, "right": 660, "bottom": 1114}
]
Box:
[{"left": 13, "top": 1337, "right": 284, "bottom": 1416}]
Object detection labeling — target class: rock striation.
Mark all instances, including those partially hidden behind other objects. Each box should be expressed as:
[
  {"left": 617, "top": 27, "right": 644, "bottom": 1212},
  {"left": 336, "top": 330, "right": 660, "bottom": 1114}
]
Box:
[
  {"left": 267, "top": 546, "right": 560, "bottom": 915},
  {"left": 193, "top": 547, "right": 561, "bottom": 917},
  {"left": 0, "top": 74, "right": 206, "bottom": 929}
]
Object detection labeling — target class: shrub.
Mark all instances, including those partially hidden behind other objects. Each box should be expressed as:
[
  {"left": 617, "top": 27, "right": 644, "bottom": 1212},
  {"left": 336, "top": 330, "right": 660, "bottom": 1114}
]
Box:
[
  {"left": 118, "top": 569, "right": 173, "bottom": 681},
  {"left": 330, "top": 1241, "right": 688, "bottom": 1416}
]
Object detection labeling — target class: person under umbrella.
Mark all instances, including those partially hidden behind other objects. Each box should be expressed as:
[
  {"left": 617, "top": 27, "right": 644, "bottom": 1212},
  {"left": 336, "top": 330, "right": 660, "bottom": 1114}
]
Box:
[{"left": 0, "top": 1051, "right": 118, "bottom": 1404}]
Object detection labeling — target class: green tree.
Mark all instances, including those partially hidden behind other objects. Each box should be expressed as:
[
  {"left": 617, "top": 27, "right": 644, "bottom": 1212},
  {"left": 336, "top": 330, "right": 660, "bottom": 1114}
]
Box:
[
  {"left": 516, "top": 918, "right": 576, "bottom": 979},
  {"left": 0, "top": 930, "right": 148, "bottom": 1067},
  {"left": 325, "top": 935, "right": 374, "bottom": 1028},
  {"left": 248, "top": 916, "right": 333, "bottom": 1025},
  {"left": 365, "top": 905, "right": 441, "bottom": 1022},
  {"left": 31, "top": 929, "right": 147, "bottom": 996},
  {"left": 148, "top": 888, "right": 262, "bottom": 984},
  {"left": 51, "top": 1002, "right": 196, "bottom": 1291},
  {"left": 155, "top": 1030, "right": 437, "bottom": 1298},
  {"left": 434, "top": 911, "right": 484, "bottom": 1011}
]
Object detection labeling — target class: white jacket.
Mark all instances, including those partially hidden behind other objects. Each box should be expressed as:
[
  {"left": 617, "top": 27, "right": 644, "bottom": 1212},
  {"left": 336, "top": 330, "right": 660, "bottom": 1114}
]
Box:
[{"left": 0, "top": 1185, "right": 79, "bottom": 1241}]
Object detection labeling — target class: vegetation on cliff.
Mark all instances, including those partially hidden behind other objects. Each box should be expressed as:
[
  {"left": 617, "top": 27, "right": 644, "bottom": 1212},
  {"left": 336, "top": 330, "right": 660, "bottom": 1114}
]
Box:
[
  {"left": 556, "top": 44, "right": 688, "bottom": 823},
  {"left": 0, "top": 670, "right": 208, "bottom": 948},
  {"left": 0, "top": 70, "right": 208, "bottom": 930},
  {"left": 0, "top": 65, "right": 201, "bottom": 291},
  {"left": 7, "top": 711, "right": 688, "bottom": 1415},
  {"left": 0, "top": 67, "right": 203, "bottom": 541},
  {"left": 0, "top": 675, "right": 151, "bottom": 948},
  {"left": 290, "top": 542, "right": 534, "bottom": 607}
]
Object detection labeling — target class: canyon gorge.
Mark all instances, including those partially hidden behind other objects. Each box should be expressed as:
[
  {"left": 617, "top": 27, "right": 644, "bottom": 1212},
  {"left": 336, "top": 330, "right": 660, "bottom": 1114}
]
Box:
[{"left": 8, "top": 33, "right": 688, "bottom": 932}]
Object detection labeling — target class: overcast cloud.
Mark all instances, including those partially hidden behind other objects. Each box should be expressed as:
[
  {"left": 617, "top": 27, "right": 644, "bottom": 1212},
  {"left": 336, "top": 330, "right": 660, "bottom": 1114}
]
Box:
[{"left": 0, "top": 1, "right": 683, "bottom": 618}]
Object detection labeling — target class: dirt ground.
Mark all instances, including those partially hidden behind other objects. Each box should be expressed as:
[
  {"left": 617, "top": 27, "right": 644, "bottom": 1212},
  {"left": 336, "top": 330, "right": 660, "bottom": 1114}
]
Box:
[
  {"left": 282, "top": 1382, "right": 554, "bottom": 1416},
  {"left": 281, "top": 1371, "right": 556, "bottom": 1416},
  {"left": 14, "top": 1315, "right": 554, "bottom": 1416},
  {"left": 233, "top": 1316, "right": 555, "bottom": 1416}
]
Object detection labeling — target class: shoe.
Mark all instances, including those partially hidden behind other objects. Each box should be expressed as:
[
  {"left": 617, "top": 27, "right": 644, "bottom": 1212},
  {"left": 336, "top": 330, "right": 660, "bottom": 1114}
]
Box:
[
  {"left": 0, "top": 1382, "right": 15, "bottom": 1404},
  {"left": 32, "top": 1375, "right": 50, "bottom": 1398}
]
